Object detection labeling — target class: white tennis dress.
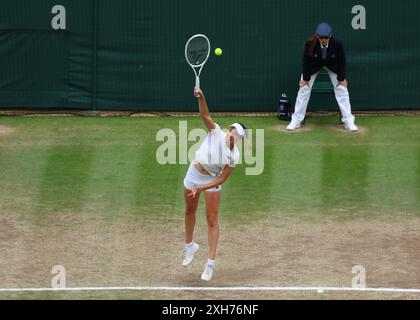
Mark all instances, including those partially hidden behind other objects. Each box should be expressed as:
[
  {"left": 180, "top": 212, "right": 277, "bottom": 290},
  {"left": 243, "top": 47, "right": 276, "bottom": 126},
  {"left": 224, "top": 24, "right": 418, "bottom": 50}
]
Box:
[{"left": 183, "top": 124, "right": 240, "bottom": 192}]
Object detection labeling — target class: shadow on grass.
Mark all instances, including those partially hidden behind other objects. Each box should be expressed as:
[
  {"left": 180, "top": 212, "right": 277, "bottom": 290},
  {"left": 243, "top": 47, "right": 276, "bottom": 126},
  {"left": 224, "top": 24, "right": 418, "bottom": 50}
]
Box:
[
  {"left": 321, "top": 145, "right": 370, "bottom": 215},
  {"left": 36, "top": 146, "right": 94, "bottom": 214}
]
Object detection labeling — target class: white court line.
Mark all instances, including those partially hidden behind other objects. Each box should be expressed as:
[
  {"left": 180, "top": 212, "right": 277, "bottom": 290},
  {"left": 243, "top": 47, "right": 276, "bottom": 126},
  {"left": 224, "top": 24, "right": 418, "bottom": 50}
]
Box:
[{"left": 0, "top": 286, "right": 420, "bottom": 294}]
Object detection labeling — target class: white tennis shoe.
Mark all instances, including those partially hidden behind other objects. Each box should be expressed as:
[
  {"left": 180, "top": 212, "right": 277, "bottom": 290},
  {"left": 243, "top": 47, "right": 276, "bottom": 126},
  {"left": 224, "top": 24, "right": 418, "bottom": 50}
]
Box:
[
  {"left": 344, "top": 120, "right": 359, "bottom": 132},
  {"left": 287, "top": 119, "right": 302, "bottom": 131},
  {"left": 201, "top": 263, "right": 215, "bottom": 281},
  {"left": 182, "top": 242, "right": 199, "bottom": 266}
]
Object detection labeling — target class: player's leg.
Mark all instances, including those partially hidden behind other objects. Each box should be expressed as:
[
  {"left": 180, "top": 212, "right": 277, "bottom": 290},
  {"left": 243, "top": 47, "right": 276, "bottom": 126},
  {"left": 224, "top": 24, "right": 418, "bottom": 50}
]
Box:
[
  {"left": 182, "top": 187, "right": 200, "bottom": 266},
  {"left": 184, "top": 187, "right": 200, "bottom": 244},
  {"left": 182, "top": 163, "right": 202, "bottom": 266},
  {"left": 288, "top": 73, "right": 319, "bottom": 130},
  {"left": 201, "top": 189, "right": 221, "bottom": 281},
  {"left": 326, "top": 68, "right": 358, "bottom": 131},
  {"left": 205, "top": 190, "right": 221, "bottom": 260}
]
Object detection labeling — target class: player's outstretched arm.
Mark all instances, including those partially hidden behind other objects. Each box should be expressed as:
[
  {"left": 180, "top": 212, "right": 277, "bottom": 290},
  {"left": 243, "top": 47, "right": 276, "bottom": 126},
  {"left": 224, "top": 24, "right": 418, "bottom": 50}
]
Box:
[{"left": 194, "top": 88, "right": 216, "bottom": 131}]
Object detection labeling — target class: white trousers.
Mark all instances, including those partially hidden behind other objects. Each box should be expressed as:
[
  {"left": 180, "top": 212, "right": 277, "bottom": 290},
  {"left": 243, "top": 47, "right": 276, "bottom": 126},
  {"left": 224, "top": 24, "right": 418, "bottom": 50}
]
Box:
[{"left": 291, "top": 68, "right": 355, "bottom": 123}]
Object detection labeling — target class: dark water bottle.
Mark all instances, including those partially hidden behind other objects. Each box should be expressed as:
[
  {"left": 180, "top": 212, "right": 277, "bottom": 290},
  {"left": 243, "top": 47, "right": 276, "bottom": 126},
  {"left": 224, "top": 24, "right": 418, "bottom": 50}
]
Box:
[{"left": 277, "top": 93, "right": 291, "bottom": 121}]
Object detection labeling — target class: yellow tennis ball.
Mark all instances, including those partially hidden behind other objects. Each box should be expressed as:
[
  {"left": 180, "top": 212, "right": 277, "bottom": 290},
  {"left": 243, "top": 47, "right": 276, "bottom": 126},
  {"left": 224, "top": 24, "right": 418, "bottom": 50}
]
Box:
[{"left": 215, "top": 48, "right": 223, "bottom": 56}]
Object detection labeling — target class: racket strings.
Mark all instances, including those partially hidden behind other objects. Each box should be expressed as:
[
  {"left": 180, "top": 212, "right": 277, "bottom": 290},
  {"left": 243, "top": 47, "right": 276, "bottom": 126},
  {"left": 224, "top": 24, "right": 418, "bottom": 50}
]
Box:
[
  {"left": 185, "top": 35, "right": 210, "bottom": 67},
  {"left": 185, "top": 34, "right": 210, "bottom": 90}
]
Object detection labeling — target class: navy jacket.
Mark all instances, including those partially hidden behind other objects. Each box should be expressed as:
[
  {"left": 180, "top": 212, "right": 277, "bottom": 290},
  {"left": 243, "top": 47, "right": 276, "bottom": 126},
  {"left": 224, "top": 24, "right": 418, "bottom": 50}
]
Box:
[{"left": 302, "top": 37, "right": 346, "bottom": 82}]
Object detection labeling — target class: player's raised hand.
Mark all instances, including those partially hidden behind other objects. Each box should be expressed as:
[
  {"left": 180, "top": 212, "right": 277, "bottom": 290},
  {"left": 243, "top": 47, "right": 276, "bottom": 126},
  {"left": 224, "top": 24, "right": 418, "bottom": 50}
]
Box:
[{"left": 194, "top": 88, "right": 204, "bottom": 98}]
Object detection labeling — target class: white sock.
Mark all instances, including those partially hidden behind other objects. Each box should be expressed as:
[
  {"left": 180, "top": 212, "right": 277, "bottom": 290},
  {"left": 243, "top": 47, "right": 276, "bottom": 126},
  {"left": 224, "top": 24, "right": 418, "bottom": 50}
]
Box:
[
  {"left": 207, "top": 259, "right": 216, "bottom": 266},
  {"left": 185, "top": 242, "right": 194, "bottom": 248}
]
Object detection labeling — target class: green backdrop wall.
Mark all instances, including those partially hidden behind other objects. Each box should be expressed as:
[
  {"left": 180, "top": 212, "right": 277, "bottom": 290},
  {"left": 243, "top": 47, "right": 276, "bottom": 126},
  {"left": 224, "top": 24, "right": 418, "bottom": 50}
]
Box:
[{"left": 0, "top": 0, "right": 419, "bottom": 111}]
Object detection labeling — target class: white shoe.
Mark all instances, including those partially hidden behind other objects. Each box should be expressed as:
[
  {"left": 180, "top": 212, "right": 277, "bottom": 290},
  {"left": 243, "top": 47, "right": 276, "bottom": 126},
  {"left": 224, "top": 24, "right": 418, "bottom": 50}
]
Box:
[
  {"left": 182, "top": 242, "right": 199, "bottom": 266},
  {"left": 344, "top": 120, "right": 358, "bottom": 132},
  {"left": 201, "top": 263, "right": 215, "bottom": 281},
  {"left": 286, "top": 119, "right": 302, "bottom": 131}
]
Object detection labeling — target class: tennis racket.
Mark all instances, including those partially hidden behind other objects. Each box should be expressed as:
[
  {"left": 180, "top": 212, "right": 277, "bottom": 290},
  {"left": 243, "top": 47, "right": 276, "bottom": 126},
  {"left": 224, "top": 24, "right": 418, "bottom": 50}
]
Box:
[{"left": 185, "top": 34, "right": 210, "bottom": 92}]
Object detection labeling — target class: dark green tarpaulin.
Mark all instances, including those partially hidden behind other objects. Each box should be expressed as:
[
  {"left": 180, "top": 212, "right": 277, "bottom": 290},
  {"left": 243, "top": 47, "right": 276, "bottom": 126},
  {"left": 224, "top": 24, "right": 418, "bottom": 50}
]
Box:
[{"left": 0, "top": 0, "right": 419, "bottom": 111}]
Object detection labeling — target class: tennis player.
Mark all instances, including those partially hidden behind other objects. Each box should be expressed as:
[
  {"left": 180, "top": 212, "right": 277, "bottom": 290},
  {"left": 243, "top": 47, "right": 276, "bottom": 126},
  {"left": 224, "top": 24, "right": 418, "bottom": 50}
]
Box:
[{"left": 182, "top": 88, "right": 246, "bottom": 281}]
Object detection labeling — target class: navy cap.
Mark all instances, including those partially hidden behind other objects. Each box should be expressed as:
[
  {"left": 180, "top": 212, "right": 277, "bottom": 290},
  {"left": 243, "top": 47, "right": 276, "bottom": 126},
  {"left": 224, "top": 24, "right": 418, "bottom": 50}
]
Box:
[{"left": 316, "top": 23, "right": 332, "bottom": 37}]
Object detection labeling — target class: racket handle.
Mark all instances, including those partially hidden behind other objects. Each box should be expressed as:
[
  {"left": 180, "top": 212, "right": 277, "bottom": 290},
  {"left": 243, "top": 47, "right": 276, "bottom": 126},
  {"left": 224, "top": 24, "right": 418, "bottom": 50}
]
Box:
[{"left": 195, "top": 76, "right": 200, "bottom": 91}]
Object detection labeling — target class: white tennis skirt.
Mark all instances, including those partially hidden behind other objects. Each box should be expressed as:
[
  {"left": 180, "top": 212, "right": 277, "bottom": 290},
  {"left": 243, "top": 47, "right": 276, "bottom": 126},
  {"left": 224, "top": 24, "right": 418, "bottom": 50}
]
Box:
[{"left": 183, "top": 162, "right": 221, "bottom": 192}]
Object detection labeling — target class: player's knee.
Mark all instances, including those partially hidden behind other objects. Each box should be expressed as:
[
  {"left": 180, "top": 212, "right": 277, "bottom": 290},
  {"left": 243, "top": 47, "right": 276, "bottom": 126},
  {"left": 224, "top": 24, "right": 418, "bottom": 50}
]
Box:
[
  {"left": 206, "top": 214, "right": 218, "bottom": 228},
  {"left": 185, "top": 207, "right": 197, "bottom": 216}
]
